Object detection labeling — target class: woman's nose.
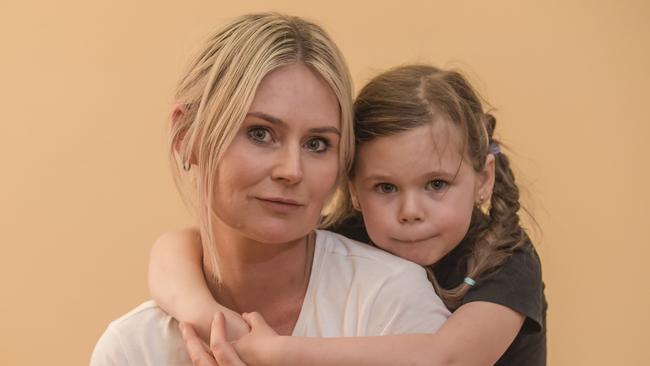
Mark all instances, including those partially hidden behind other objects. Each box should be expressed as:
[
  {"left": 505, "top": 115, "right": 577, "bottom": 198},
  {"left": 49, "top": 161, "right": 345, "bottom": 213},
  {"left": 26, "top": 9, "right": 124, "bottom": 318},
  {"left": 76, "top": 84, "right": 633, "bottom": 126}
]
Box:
[
  {"left": 398, "top": 193, "right": 425, "bottom": 224},
  {"left": 270, "top": 144, "right": 303, "bottom": 185}
]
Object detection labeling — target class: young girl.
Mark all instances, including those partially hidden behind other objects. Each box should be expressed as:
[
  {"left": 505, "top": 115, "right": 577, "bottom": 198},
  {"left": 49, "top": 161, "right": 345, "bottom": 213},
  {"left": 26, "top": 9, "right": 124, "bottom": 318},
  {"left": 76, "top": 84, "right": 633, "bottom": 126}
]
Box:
[{"left": 150, "top": 64, "right": 546, "bottom": 365}]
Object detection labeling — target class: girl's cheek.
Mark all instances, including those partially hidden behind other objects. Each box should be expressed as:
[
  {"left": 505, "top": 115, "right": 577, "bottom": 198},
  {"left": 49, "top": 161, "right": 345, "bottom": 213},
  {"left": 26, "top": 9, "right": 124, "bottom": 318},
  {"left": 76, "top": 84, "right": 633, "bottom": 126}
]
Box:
[{"left": 361, "top": 201, "right": 389, "bottom": 239}]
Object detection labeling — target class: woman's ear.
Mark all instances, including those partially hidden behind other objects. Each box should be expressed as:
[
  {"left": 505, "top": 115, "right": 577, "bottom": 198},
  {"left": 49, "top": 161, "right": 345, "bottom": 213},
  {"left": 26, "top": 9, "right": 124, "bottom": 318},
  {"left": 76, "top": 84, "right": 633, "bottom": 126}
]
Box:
[
  {"left": 171, "top": 104, "right": 197, "bottom": 168},
  {"left": 171, "top": 104, "right": 185, "bottom": 124},
  {"left": 476, "top": 154, "right": 496, "bottom": 205},
  {"left": 171, "top": 104, "right": 186, "bottom": 154},
  {"left": 348, "top": 180, "right": 362, "bottom": 211}
]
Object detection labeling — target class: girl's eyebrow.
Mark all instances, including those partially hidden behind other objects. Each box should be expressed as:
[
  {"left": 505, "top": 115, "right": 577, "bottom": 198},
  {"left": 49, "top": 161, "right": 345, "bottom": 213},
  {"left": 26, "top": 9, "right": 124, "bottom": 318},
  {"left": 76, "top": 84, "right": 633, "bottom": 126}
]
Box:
[
  {"left": 360, "top": 174, "right": 393, "bottom": 183},
  {"left": 361, "top": 170, "right": 455, "bottom": 183},
  {"left": 246, "top": 111, "right": 341, "bottom": 136}
]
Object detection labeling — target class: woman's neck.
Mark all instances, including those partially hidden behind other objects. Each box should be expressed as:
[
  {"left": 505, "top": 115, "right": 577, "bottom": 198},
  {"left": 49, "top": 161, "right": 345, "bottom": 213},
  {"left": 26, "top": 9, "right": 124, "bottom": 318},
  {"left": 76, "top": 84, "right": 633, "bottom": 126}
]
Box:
[{"left": 201, "top": 224, "right": 315, "bottom": 335}]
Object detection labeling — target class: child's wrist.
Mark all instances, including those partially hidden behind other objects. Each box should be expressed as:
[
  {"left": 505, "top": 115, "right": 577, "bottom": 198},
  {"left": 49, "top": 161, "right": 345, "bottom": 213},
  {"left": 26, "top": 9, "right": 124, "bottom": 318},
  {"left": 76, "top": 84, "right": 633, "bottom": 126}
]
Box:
[
  {"left": 265, "top": 336, "right": 291, "bottom": 366},
  {"left": 243, "top": 335, "right": 287, "bottom": 366}
]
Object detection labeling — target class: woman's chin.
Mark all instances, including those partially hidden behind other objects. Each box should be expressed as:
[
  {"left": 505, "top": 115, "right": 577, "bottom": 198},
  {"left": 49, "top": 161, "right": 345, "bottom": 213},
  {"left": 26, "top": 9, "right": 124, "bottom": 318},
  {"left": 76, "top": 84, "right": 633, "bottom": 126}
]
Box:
[
  {"left": 245, "top": 225, "right": 312, "bottom": 245},
  {"left": 254, "top": 214, "right": 318, "bottom": 241}
]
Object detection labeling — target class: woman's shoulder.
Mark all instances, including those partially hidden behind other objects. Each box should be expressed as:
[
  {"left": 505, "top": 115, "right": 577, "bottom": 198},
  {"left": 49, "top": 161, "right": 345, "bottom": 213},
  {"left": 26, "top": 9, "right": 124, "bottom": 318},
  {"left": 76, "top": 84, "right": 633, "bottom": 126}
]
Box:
[
  {"left": 104, "top": 300, "right": 171, "bottom": 330},
  {"left": 297, "top": 231, "right": 449, "bottom": 337},
  {"left": 315, "top": 230, "right": 424, "bottom": 275},
  {"left": 90, "top": 301, "right": 190, "bottom": 365}
]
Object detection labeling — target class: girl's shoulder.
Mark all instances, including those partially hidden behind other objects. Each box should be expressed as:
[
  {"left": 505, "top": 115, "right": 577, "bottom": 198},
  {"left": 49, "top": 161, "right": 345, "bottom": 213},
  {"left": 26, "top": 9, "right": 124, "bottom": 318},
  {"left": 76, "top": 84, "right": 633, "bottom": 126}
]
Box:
[
  {"left": 463, "top": 240, "right": 548, "bottom": 365},
  {"left": 434, "top": 236, "right": 546, "bottom": 332},
  {"left": 464, "top": 240, "right": 546, "bottom": 332}
]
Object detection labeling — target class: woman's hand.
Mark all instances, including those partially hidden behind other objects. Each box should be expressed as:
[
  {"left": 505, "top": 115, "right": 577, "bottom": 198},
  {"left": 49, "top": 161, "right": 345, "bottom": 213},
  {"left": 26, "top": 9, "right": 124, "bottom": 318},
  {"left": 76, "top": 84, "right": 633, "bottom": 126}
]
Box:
[
  {"left": 180, "top": 311, "right": 281, "bottom": 366},
  {"left": 179, "top": 321, "right": 221, "bottom": 366}
]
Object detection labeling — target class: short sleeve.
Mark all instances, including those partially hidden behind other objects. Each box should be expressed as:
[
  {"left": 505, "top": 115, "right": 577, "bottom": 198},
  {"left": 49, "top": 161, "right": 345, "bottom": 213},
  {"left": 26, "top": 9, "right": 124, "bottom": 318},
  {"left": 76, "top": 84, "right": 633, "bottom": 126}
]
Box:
[
  {"left": 368, "top": 264, "right": 450, "bottom": 335},
  {"left": 462, "top": 244, "right": 545, "bottom": 333},
  {"left": 90, "top": 325, "right": 131, "bottom": 366}
]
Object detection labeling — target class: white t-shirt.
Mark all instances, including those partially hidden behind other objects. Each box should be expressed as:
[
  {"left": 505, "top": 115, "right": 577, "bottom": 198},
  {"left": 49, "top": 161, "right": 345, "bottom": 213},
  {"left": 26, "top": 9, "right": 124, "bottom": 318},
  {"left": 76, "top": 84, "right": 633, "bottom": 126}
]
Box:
[{"left": 91, "top": 230, "right": 450, "bottom": 365}]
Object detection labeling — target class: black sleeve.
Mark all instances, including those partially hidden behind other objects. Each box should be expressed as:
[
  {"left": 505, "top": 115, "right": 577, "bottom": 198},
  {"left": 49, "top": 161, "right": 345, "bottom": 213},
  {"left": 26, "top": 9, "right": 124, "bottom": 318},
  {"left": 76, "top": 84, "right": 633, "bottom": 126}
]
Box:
[{"left": 462, "top": 243, "right": 546, "bottom": 334}]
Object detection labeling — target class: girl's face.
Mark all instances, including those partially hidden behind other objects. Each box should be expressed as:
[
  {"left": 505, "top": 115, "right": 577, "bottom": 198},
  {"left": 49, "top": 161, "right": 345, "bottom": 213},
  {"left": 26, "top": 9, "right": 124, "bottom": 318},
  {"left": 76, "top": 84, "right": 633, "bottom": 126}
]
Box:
[
  {"left": 350, "top": 121, "right": 494, "bottom": 266},
  {"left": 211, "top": 62, "right": 341, "bottom": 244}
]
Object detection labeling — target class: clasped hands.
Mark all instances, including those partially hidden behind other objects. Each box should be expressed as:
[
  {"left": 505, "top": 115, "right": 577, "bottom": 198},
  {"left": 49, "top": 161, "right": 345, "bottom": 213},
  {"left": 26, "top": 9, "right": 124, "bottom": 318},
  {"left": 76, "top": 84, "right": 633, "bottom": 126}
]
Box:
[{"left": 179, "top": 311, "right": 279, "bottom": 366}]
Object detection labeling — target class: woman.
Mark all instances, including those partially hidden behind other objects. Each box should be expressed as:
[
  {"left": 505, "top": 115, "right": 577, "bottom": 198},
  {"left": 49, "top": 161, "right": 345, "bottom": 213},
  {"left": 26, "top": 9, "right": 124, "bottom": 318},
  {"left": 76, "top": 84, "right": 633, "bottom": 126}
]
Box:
[{"left": 91, "top": 13, "right": 448, "bottom": 366}]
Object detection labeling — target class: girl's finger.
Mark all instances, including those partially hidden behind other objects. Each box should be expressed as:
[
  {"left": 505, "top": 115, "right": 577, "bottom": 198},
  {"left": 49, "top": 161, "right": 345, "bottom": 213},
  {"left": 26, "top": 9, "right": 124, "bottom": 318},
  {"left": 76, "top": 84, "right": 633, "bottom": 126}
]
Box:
[
  {"left": 242, "top": 312, "right": 262, "bottom": 327},
  {"left": 180, "top": 322, "right": 218, "bottom": 366},
  {"left": 209, "top": 312, "right": 248, "bottom": 366},
  {"left": 242, "top": 312, "right": 275, "bottom": 335}
]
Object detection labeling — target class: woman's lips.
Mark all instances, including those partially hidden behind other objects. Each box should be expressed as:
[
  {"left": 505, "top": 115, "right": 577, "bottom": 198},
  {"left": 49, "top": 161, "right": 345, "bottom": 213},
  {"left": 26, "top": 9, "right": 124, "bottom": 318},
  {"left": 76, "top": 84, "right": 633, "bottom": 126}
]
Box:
[{"left": 255, "top": 196, "right": 304, "bottom": 213}]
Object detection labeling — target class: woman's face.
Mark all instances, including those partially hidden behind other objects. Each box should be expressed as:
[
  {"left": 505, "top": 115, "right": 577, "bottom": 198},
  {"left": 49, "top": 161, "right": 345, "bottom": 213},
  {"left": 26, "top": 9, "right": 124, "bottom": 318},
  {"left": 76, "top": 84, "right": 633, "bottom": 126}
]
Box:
[{"left": 212, "top": 62, "right": 341, "bottom": 244}]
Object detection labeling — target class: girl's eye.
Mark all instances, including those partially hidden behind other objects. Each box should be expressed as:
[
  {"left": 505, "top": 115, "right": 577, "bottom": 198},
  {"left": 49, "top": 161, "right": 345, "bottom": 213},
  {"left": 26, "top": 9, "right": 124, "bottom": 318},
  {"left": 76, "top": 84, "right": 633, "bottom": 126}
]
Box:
[
  {"left": 248, "top": 127, "right": 273, "bottom": 144},
  {"left": 375, "top": 183, "right": 398, "bottom": 194},
  {"left": 304, "top": 138, "right": 330, "bottom": 153},
  {"left": 426, "top": 179, "right": 448, "bottom": 191}
]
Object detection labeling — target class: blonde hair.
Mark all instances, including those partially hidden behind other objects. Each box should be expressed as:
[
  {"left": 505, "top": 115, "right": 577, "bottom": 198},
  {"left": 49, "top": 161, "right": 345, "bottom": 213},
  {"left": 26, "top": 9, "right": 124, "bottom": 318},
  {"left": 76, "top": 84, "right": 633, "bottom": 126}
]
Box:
[{"left": 169, "top": 13, "right": 354, "bottom": 280}]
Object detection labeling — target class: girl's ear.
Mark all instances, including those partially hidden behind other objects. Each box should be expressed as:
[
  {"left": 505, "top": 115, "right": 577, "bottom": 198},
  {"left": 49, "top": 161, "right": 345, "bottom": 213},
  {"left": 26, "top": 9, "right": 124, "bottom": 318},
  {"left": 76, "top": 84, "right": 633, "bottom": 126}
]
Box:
[
  {"left": 348, "top": 180, "right": 362, "bottom": 211},
  {"left": 476, "top": 154, "right": 496, "bottom": 205}
]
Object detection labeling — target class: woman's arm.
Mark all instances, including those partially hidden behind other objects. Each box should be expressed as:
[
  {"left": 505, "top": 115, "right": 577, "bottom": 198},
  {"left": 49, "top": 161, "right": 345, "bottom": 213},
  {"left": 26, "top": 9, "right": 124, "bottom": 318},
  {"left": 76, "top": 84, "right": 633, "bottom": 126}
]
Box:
[
  {"left": 204, "top": 301, "right": 524, "bottom": 366},
  {"left": 148, "top": 228, "right": 249, "bottom": 341}
]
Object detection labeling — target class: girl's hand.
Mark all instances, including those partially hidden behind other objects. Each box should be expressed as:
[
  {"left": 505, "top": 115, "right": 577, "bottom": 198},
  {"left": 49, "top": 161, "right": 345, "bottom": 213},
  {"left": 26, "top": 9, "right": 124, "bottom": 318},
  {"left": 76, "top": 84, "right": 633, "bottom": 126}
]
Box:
[
  {"left": 230, "top": 312, "right": 281, "bottom": 365},
  {"left": 181, "top": 312, "right": 250, "bottom": 366},
  {"left": 181, "top": 311, "right": 282, "bottom": 366}
]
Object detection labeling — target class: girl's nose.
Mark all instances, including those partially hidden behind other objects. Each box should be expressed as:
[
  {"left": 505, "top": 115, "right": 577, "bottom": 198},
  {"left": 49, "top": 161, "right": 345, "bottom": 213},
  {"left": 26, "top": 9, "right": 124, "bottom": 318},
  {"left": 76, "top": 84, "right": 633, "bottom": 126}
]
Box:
[{"left": 398, "top": 192, "right": 425, "bottom": 224}]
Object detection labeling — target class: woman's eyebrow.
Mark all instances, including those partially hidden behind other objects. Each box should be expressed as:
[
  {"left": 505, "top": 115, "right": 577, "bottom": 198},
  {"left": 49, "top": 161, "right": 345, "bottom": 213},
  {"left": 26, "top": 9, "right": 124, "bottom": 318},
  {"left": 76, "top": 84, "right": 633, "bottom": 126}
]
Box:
[
  {"left": 310, "top": 126, "right": 340, "bottom": 136},
  {"left": 247, "top": 111, "right": 340, "bottom": 136},
  {"left": 247, "top": 111, "right": 284, "bottom": 125}
]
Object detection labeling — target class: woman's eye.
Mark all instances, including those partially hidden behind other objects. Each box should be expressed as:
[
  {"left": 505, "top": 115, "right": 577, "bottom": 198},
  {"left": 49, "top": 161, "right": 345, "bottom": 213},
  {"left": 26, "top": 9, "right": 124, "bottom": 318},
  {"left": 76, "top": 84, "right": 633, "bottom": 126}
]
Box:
[
  {"left": 426, "top": 179, "right": 448, "bottom": 191},
  {"left": 304, "top": 138, "right": 330, "bottom": 153},
  {"left": 375, "top": 183, "right": 397, "bottom": 194},
  {"left": 248, "top": 127, "right": 273, "bottom": 143}
]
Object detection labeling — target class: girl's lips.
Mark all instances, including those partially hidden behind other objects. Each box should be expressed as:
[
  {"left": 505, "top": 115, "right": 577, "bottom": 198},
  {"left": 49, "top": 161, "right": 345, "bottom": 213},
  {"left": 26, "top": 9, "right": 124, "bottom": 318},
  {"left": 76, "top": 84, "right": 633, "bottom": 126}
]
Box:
[{"left": 392, "top": 235, "right": 435, "bottom": 243}]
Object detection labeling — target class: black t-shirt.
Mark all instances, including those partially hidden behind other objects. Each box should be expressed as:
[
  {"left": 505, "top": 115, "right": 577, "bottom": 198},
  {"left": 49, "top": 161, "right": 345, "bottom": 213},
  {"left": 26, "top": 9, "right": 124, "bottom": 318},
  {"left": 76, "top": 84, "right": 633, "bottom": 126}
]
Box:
[
  {"left": 433, "top": 235, "right": 547, "bottom": 365},
  {"left": 332, "top": 215, "right": 547, "bottom": 365}
]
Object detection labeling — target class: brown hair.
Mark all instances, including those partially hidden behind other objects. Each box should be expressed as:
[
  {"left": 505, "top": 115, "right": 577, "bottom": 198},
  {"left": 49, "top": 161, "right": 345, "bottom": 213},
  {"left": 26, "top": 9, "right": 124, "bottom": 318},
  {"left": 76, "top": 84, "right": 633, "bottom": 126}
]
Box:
[{"left": 352, "top": 64, "right": 529, "bottom": 309}]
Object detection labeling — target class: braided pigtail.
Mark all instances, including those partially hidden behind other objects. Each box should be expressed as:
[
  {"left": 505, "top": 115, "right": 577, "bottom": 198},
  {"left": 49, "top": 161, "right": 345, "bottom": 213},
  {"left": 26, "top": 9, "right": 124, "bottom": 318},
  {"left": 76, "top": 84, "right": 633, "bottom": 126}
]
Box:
[{"left": 432, "top": 112, "right": 529, "bottom": 310}]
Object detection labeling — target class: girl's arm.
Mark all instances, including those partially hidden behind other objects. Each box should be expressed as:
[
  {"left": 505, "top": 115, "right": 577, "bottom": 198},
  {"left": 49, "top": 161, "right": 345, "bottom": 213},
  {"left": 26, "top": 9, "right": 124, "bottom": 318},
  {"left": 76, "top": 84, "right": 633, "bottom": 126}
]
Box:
[
  {"left": 278, "top": 301, "right": 524, "bottom": 366},
  {"left": 204, "top": 301, "right": 524, "bottom": 366},
  {"left": 148, "top": 228, "right": 249, "bottom": 341}
]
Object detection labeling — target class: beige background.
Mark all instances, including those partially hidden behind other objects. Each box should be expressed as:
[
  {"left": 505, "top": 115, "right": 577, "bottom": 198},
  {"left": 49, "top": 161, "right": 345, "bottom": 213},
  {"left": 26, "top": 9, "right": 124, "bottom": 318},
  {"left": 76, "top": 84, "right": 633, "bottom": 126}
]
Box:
[{"left": 2, "top": 0, "right": 648, "bottom": 364}]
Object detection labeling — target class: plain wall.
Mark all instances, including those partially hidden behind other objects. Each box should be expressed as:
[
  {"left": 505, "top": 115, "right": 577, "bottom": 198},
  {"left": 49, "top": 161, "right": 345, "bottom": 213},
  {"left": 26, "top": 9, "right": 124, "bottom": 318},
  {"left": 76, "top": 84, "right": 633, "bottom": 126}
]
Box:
[{"left": 1, "top": 0, "right": 648, "bottom": 364}]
